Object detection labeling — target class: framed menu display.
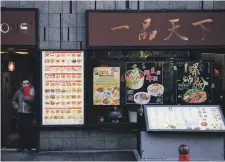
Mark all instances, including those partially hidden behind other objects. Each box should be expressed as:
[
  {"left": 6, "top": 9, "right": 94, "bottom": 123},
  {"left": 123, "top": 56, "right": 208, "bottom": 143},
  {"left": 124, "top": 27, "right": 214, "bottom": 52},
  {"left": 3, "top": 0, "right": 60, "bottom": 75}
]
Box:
[
  {"left": 42, "top": 51, "right": 84, "bottom": 125},
  {"left": 125, "top": 62, "right": 163, "bottom": 105},
  {"left": 176, "top": 61, "right": 213, "bottom": 105},
  {"left": 93, "top": 67, "right": 120, "bottom": 105},
  {"left": 144, "top": 105, "right": 225, "bottom": 132}
]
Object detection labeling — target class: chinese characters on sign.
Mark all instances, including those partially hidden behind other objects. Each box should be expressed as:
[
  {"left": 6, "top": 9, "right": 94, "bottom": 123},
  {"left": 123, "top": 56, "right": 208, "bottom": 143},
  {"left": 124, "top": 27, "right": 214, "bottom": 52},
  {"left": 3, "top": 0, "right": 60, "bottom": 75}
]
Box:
[
  {"left": 125, "top": 62, "right": 164, "bottom": 105},
  {"left": 176, "top": 61, "right": 212, "bottom": 105},
  {"left": 111, "top": 18, "right": 213, "bottom": 42}
]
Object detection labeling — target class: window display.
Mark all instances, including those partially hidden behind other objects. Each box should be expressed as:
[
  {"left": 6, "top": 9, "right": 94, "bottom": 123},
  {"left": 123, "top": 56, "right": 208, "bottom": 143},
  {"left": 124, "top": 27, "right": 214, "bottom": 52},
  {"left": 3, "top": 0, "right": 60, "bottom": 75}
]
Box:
[
  {"left": 93, "top": 67, "right": 120, "bottom": 105},
  {"left": 144, "top": 105, "right": 225, "bottom": 132},
  {"left": 125, "top": 62, "right": 163, "bottom": 105},
  {"left": 42, "top": 51, "right": 84, "bottom": 125},
  {"left": 176, "top": 61, "right": 213, "bottom": 105}
]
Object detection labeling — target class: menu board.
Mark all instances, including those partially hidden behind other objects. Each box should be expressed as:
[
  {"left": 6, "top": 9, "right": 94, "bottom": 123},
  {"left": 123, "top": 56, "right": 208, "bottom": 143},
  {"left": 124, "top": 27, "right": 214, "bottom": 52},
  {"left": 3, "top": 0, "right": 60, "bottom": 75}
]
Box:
[
  {"left": 42, "top": 51, "right": 84, "bottom": 125},
  {"left": 93, "top": 67, "right": 120, "bottom": 105},
  {"left": 176, "top": 61, "right": 212, "bottom": 105},
  {"left": 144, "top": 105, "right": 225, "bottom": 132},
  {"left": 125, "top": 62, "right": 163, "bottom": 105}
]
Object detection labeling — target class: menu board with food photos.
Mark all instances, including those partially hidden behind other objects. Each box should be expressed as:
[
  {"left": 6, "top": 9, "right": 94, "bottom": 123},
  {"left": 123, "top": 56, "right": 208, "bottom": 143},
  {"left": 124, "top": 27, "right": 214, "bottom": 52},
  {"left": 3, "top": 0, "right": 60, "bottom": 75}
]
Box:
[
  {"left": 176, "top": 61, "right": 212, "bottom": 105},
  {"left": 93, "top": 67, "right": 120, "bottom": 105},
  {"left": 42, "top": 51, "right": 84, "bottom": 125},
  {"left": 144, "top": 105, "right": 225, "bottom": 132},
  {"left": 125, "top": 62, "right": 164, "bottom": 105}
]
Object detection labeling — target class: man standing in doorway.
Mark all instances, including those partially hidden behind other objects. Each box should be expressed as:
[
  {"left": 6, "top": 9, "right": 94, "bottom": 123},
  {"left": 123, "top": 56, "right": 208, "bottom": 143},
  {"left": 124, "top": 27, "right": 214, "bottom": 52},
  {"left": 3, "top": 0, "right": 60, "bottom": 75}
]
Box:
[{"left": 12, "top": 77, "right": 35, "bottom": 151}]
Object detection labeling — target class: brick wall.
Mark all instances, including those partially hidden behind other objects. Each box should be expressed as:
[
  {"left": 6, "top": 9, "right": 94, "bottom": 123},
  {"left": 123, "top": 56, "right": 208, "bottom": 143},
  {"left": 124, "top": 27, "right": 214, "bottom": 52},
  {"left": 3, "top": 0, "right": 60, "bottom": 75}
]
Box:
[{"left": 2, "top": 0, "right": 225, "bottom": 151}]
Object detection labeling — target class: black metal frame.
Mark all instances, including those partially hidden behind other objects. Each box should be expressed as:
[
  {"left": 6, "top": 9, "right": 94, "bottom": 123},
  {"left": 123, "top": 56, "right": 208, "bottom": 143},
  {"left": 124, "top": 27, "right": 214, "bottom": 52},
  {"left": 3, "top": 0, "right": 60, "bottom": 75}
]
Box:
[
  {"left": 39, "top": 50, "right": 87, "bottom": 128},
  {"left": 86, "top": 9, "right": 225, "bottom": 51}
]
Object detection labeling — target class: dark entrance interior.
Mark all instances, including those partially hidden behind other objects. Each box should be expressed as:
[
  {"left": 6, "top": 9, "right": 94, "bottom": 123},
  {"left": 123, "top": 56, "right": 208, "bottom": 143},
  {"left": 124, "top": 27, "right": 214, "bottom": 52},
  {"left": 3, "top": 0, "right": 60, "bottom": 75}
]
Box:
[{"left": 1, "top": 48, "right": 38, "bottom": 149}]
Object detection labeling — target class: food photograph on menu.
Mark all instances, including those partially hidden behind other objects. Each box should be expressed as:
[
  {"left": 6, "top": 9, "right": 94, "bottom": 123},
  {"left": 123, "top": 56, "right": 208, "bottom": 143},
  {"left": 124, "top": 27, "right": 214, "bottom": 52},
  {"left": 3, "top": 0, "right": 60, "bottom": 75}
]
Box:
[
  {"left": 93, "top": 67, "right": 120, "bottom": 105},
  {"left": 176, "top": 61, "right": 212, "bottom": 104},
  {"left": 42, "top": 51, "right": 84, "bottom": 125},
  {"left": 144, "top": 105, "right": 225, "bottom": 132},
  {"left": 125, "top": 62, "right": 164, "bottom": 105}
]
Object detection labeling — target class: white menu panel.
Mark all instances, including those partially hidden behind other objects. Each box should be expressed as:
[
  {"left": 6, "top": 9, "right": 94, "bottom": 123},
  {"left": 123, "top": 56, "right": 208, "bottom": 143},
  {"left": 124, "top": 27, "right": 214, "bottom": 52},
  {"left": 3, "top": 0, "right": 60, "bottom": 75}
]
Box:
[
  {"left": 42, "top": 51, "right": 84, "bottom": 125},
  {"left": 145, "top": 106, "right": 225, "bottom": 131}
]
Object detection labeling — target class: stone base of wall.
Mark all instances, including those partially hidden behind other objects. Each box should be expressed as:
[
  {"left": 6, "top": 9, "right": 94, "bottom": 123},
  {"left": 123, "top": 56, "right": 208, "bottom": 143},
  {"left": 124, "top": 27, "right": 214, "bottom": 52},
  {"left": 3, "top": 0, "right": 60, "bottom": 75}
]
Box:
[{"left": 39, "top": 129, "right": 137, "bottom": 151}]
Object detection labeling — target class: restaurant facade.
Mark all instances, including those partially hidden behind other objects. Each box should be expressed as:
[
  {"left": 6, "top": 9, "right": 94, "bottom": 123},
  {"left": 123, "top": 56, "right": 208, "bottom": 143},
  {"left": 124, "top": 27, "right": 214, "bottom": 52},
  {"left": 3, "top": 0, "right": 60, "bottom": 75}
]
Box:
[{"left": 1, "top": 1, "right": 225, "bottom": 160}]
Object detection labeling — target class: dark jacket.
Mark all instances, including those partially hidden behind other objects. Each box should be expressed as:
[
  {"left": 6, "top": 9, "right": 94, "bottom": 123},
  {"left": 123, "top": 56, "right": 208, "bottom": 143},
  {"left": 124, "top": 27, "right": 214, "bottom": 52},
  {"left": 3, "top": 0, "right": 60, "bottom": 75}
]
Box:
[{"left": 12, "top": 88, "right": 35, "bottom": 114}]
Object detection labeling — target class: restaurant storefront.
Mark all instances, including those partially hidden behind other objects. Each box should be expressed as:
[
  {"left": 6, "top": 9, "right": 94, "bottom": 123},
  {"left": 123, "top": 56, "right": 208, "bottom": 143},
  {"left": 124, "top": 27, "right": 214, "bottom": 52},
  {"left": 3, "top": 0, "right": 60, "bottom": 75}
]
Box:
[
  {"left": 1, "top": 5, "right": 225, "bottom": 161},
  {"left": 86, "top": 10, "right": 225, "bottom": 160},
  {"left": 1, "top": 8, "right": 39, "bottom": 150}
]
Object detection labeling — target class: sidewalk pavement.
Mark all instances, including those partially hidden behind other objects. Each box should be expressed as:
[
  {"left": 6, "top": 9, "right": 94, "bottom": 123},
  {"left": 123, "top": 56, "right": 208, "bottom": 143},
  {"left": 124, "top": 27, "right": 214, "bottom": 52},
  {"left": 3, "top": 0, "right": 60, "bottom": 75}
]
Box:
[{"left": 1, "top": 150, "right": 137, "bottom": 161}]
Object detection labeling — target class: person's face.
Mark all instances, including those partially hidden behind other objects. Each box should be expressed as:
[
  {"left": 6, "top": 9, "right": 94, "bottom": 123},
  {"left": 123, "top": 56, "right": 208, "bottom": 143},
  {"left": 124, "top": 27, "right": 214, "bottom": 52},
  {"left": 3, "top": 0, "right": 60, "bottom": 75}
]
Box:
[{"left": 22, "top": 80, "right": 30, "bottom": 87}]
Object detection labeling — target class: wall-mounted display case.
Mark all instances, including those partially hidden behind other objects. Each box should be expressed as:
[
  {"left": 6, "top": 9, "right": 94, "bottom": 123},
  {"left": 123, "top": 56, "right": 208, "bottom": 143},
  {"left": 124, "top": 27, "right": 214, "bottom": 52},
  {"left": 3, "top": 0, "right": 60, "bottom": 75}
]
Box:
[
  {"left": 41, "top": 51, "right": 84, "bottom": 126},
  {"left": 144, "top": 105, "right": 225, "bottom": 132}
]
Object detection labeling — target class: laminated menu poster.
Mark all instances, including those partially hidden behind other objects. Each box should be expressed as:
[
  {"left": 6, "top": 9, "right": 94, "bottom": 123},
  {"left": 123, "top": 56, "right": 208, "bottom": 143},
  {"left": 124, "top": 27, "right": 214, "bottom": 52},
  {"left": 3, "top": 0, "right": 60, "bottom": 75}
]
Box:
[
  {"left": 93, "top": 67, "right": 120, "bottom": 105},
  {"left": 144, "top": 105, "right": 225, "bottom": 132},
  {"left": 125, "top": 62, "right": 163, "bottom": 105},
  {"left": 176, "top": 61, "right": 212, "bottom": 105},
  {"left": 42, "top": 51, "right": 84, "bottom": 125}
]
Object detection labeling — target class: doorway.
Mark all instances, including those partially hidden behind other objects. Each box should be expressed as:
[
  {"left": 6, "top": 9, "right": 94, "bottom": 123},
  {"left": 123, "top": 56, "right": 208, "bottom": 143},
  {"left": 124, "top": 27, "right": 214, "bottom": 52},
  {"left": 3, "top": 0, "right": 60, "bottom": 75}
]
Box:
[{"left": 1, "top": 49, "right": 39, "bottom": 150}]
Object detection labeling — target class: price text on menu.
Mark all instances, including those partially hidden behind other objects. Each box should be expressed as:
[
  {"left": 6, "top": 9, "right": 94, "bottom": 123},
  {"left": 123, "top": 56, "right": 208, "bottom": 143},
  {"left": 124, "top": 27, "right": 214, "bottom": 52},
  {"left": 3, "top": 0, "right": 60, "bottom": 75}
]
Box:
[{"left": 42, "top": 51, "right": 84, "bottom": 125}]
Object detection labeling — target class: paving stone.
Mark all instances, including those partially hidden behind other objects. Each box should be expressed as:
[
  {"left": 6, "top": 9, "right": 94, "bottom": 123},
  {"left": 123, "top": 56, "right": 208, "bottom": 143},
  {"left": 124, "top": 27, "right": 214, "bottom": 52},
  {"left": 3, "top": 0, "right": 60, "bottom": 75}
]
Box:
[
  {"left": 96, "top": 1, "right": 104, "bottom": 9},
  {"left": 49, "top": 14, "right": 60, "bottom": 28},
  {"left": 159, "top": 1, "right": 173, "bottom": 9},
  {"left": 48, "top": 28, "right": 60, "bottom": 42},
  {"left": 110, "top": 151, "right": 136, "bottom": 161},
  {"left": 79, "top": 153, "right": 95, "bottom": 161},
  {"left": 1, "top": 1, "right": 5, "bottom": 7},
  {"left": 77, "top": 1, "right": 95, "bottom": 14},
  {"left": 90, "top": 130, "right": 105, "bottom": 138},
  {"left": 39, "top": 138, "right": 50, "bottom": 150},
  {"left": 214, "top": 1, "right": 225, "bottom": 9},
  {"left": 186, "top": 1, "right": 202, "bottom": 10},
  {"left": 39, "top": 27, "right": 44, "bottom": 42},
  {"left": 105, "top": 131, "right": 118, "bottom": 137},
  {"left": 103, "top": 1, "right": 116, "bottom": 10},
  {"left": 62, "top": 14, "right": 77, "bottom": 27},
  {"left": 105, "top": 137, "right": 118, "bottom": 149},
  {"left": 77, "top": 137, "right": 91, "bottom": 149},
  {"left": 62, "top": 1, "right": 70, "bottom": 13},
  {"left": 39, "top": 14, "right": 49, "bottom": 27},
  {"left": 68, "top": 27, "right": 77, "bottom": 42},
  {"left": 90, "top": 138, "right": 105, "bottom": 149},
  {"left": 72, "top": 1, "right": 77, "bottom": 13},
  {"left": 49, "top": 1, "right": 63, "bottom": 13},
  {"left": 77, "top": 28, "right": 86, "bottom": 42},
  {"left": 62, "top": 130, "right": 77, "bottom": 137},
  {"left": 94, "top": 153, "right": 111, "bottom": 161},
  {"left": 140, "top": 1, "right": 159, "bottom": 10},
  {"left": 129, "top": 1, "right": 138, "bottom": 10},
  {"left": 39, "top": 42, "right": 49, "bottom": 49},
  {"left": 35, "top": 1, "right": 49, "bottom": 13},
  {"left": 61, "top": 42, "right": 79, "bottom": 49},
  {"left": 20, "top": 1, "right": 35, "bottom": 8},
  {"left": 172, "top": 1, "right": 187, "bottom": 9},
  {"left": 77, "top": 14, "right": 86, "bottom": 28},
  {"left": 116, "top": 1, "right": 126, "bottom": 9},
  {"left": 82, "top": 42, "right": 86, "bottom": 49},
  {"left": 203, "top": 1, "right": 213, "bottom": 10},
  {"left": 34, "top": 155, "right": 52, "bottom": 161},
  {"left": 49, "top": 42, "right": 60, "bottom": 49},
  {"left": 117, "top": 136, "right": 133, "bottom": 149},
  {"left": 62, "top": 137, "right": 77, "bottom": 150},
  {"left": 5, "top": 1, "right": 20, "bottom": 8}
]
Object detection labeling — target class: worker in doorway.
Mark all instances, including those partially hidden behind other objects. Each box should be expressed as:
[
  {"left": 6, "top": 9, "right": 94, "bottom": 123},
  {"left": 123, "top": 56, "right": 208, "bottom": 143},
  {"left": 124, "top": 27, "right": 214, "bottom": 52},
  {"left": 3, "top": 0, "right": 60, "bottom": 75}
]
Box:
[{"left": 12, "top": 77, "right": 35, "bottom": 151}]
